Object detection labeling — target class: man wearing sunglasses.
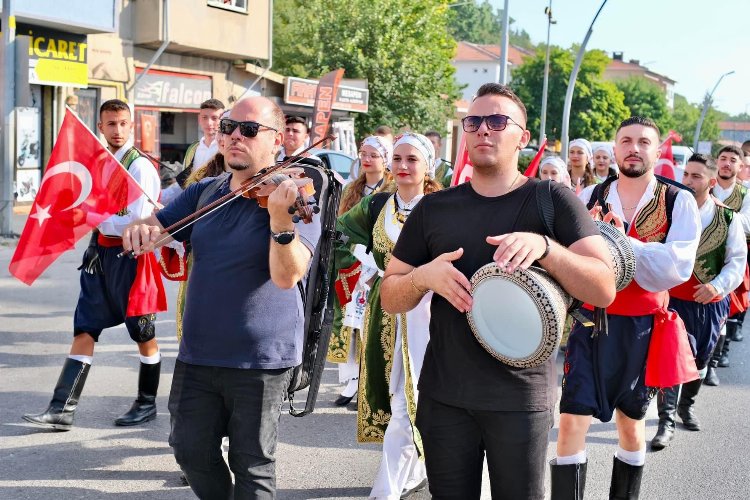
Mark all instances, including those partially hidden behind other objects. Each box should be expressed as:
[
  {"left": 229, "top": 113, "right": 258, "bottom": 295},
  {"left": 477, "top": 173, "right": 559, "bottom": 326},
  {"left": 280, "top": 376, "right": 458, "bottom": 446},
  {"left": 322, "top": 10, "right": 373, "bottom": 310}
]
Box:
[
  {"left": 380, "top": 83, "right": 615, "bottom": 499},
  {"left": 121, "top": 96, "right": 321, "bottom": 499}
]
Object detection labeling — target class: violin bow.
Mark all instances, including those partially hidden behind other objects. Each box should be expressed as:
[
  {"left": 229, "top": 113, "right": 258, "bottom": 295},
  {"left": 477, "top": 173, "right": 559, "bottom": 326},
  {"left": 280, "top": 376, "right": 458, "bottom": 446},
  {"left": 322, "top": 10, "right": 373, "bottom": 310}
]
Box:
[{"left": 119, "top": 134, "right": 335, "bottom": 258}]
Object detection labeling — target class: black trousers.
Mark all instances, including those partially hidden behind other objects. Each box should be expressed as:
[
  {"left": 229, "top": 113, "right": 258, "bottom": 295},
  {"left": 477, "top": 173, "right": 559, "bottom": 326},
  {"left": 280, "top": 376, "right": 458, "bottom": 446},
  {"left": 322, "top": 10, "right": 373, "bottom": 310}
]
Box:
[
  {"left": 415, "top": 394, "right": 552, "bottom": 500},
  {"left": 168, "top": 360, "right": 292, "bottom": 500}
]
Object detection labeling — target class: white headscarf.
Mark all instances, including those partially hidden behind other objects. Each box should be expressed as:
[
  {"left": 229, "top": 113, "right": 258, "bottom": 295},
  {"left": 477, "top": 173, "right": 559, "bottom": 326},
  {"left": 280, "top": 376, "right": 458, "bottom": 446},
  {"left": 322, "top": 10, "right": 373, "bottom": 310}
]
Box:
[
  {"left": 592, "top": 142, "right": 613, "bottom": 159},
  {"left": 393, "top": 132, "right": 436, "bottom": 178},
  {"left": 540, "top": 156, "right": 571, "bottom": 188},
  {"left": 361, "top": 135, "right": 393, "bottom": 167},
  {"left": 569, "top": 138, "right": 593, "bottom": 161}
]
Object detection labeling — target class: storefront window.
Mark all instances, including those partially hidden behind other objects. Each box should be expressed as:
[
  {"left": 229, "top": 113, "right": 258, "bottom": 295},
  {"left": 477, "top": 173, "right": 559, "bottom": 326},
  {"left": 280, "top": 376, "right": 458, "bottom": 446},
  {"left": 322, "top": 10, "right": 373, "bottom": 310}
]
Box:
[{"left": 74, "top": 88, "right": 99, "bottom": 133}]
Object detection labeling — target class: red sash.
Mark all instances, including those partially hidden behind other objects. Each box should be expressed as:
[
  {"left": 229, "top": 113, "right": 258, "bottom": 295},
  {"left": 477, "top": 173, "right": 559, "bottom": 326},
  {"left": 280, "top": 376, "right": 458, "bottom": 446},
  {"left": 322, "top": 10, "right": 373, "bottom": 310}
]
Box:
[
  {"left": 670, "top": 275, "right": 724, "bottom": 303},
  {"left": 728, "top": 263, "right": 750, "bottom": 316},
  {"left": 98, "top": 233, "right": 167, "bottom": 317}
]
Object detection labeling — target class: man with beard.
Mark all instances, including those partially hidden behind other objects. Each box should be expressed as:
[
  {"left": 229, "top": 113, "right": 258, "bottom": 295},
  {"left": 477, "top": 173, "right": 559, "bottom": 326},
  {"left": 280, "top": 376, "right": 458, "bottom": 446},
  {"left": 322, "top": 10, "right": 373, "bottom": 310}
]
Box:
[
  {"left": 379, "top": 83, "right": 616, "bottom": 500},
  {"left": 23, "top": 99, "right": 163, "bottom": 431},
  {"left": 122, "top": 96, "right": 321, "bottom": 498},
  {"left": 554, "top": 116, "right": 701, "bottom": 499},
  {"left": 650, "top": 153, "right": 745, "bottom": 450},
  {"left": 709, "top": 145, "right": 749, "bottom": 374}
]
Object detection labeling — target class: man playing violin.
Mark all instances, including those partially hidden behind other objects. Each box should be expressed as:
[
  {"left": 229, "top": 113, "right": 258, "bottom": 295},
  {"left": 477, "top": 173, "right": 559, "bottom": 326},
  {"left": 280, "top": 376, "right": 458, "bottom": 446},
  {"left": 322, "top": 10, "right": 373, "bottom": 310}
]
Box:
[
  {"left": 380, "top": 83, "right": 615, "bottom": 500},
  {"left": 122, "top": 96, "right": 321, "bottom": 499}
]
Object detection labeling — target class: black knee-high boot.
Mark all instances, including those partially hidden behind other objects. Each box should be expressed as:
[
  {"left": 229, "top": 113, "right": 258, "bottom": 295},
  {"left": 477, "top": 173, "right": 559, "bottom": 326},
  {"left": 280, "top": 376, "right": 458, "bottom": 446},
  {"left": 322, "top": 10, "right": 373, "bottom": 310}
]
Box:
[
  {"left": 704, "top": 336, "right": 724, "bottom": 386},
  {"left": 115, "top": 361, "right": 160, "bottom": 426},
  {"left": 609, "top": 456, "right": 643, "bottom": 500},
  {"left": 550, "top": 459, "right": 587, "bottom": 500},
  {"left": 651, "top": 386, "right": 678, "bottom": 450},
  {"left": 23, "top": 358, "right": 91, "bottom": 431},
  {"left": 677, "top": 378, "right": 702, "bottom": 431}
]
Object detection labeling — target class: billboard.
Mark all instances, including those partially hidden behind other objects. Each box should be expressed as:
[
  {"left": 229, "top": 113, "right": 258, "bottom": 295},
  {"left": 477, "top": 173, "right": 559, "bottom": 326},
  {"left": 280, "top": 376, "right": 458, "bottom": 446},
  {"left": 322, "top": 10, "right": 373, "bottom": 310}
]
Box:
[{"left": 285, "top": 77, "right": 369, "bottom": 113}]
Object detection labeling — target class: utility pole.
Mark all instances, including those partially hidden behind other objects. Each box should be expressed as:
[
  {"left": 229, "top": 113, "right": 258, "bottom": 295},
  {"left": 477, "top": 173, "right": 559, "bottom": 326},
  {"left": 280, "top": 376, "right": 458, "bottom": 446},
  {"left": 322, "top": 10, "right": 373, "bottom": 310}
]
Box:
[
  {"left": 499, "top": 0, "right": 510, "bottom": 85},
  {"left": 0, "top": 0, "right": 16, "bottom": 236},
  {"left": 693, "top": 70, "right": 734, "bottom": 151},
  {"left": 560, "top": 0, "right": 608, "bottom": 160},
  {"left": 538, "top": 0, "right": 555, "bottom": 147}
]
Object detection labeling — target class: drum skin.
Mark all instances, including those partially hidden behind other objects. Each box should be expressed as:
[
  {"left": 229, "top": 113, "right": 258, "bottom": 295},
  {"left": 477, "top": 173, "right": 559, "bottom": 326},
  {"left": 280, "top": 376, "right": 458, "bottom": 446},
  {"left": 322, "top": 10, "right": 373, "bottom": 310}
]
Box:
[{"left": 467, "top": 264, "right": 572, "bottom": 369}]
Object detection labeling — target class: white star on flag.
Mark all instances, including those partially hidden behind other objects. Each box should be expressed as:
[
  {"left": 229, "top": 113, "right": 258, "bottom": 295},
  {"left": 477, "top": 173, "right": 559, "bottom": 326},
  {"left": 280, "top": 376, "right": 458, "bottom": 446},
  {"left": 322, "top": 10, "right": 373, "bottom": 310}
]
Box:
[{"left": 29, "top": 205, "right": 52, "bottom": 227}]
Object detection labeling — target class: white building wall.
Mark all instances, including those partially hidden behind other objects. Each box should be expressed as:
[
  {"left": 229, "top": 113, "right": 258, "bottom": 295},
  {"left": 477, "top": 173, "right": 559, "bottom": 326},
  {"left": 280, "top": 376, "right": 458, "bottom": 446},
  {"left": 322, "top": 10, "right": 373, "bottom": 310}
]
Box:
[{"left": 454, "top": 61, "right": 501, "bottom": 101}]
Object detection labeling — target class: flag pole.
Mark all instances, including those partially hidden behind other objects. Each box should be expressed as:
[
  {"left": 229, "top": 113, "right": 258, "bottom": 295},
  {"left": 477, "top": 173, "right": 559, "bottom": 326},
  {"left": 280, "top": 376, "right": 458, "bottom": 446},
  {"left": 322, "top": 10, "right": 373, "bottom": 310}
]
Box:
[{"left": 64, "top": 106, "right": 160, "bottom": 208}]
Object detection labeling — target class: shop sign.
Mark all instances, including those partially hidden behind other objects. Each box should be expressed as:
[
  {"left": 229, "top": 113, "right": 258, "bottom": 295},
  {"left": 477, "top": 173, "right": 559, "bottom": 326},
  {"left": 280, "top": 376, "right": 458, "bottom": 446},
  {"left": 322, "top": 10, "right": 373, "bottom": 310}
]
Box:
[
  {"left": 134, "top": 70, "right": 212, "bottom": 109},
  {"left": 285, "top": 77, "right": 369, "bottom": 113},
  {"left": 17, "top": 23, "right": 88, "bottom": 87}
]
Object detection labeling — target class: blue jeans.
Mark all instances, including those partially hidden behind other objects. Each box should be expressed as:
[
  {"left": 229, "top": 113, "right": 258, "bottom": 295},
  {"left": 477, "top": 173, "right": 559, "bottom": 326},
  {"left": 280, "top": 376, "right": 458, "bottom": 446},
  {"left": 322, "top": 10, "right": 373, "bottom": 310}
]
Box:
[{"left": 168, "top": 360, "right": 292, "bottom": 500}]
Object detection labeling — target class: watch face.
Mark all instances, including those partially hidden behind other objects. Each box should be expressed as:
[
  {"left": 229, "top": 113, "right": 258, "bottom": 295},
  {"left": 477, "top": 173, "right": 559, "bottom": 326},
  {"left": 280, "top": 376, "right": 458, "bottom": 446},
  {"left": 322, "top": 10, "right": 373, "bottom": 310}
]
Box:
[{"left": 274, "top": 231, "right": 295, "bottom": 245}]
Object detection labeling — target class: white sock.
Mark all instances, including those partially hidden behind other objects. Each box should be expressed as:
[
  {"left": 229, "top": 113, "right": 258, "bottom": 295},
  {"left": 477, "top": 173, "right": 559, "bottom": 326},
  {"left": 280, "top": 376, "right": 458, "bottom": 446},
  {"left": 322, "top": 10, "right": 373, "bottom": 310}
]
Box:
[
  {"left": 556, "top": 450, "right": 586, "bottom": 465},
  {"left": 69, "top": 354, "right": 93, "bottom": 365},
  {"left": 140, "top": 352, "right": 161, "bottom": 365},
  {"left": 615, "top": 446, "right": 645, "bottom": 466},
  {"left": 341, "top": 377, "right": 358, "bottom": 398}
]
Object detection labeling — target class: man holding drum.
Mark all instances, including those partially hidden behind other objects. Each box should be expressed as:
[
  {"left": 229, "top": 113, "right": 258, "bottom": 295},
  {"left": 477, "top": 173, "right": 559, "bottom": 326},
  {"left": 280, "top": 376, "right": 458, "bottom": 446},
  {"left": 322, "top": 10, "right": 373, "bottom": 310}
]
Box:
[
  {"left": 380, "top": 83, "right": 616, "bottom": 500},
  {"left": 558, "top": 116, "right": 701, "bottom": 499}
]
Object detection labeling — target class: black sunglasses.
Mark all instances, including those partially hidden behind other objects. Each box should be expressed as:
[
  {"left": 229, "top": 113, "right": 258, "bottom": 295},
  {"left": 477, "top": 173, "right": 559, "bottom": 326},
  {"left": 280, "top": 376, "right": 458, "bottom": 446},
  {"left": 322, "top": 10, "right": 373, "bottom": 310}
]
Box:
[
  {"left": 219, "top": 118, "right": 277, "bottom": 138},
  {"left": 461, "top": 114, "right": 523, "bottom": 133}
]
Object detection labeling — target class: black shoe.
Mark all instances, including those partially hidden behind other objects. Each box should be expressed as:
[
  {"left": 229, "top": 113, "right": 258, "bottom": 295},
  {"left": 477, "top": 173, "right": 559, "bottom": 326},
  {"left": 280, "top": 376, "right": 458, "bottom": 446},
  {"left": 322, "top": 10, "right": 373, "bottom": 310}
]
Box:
[
  {"left": 650, "top": 421, "right": 674, "bottom": 450},
  {"left": 334, "top": 394, "right": 354, "bottom": 406},
  {"left": 401, "top": 478, "right": 427, "bottom": 498},
  {"left": 727, "top": 320, "right": 744, "bottom": 341},
  {"left": 718, "top": 337, "right": 730, "bottom": 367},
  {"left": 115, "top": 361, "right": 160, "bottom": 426},
  {"left": 677, "top": 379, "right": 702, "bottom": 431},
  {"left": 609, "top": 456, "right": 643, "bottom": 500},
  {"left": 23, "top": 358, "right": 90, "bottom": 431},
  {"left": 703, "top": 366, "right": 719, "bottom": 387},
  {"left": 550, "top": 459, "right": 587, "bottom": 500}
]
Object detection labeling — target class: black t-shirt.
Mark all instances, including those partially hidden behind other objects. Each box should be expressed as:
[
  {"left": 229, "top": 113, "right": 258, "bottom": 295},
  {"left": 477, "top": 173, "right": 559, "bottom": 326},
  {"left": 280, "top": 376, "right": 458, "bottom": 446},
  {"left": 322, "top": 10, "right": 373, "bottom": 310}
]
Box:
[{"left": 392, "top": 178, "right": 600, "bottom": 411}]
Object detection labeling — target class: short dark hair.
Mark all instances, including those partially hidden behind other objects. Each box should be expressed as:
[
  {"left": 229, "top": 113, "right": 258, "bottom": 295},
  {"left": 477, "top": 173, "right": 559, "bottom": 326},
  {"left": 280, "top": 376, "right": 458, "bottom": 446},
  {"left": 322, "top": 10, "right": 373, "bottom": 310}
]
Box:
[
  {"left": 687, "top": 153, "right": 716, "bottom": 172},
  {"left": 424, "top": 130, "right": 441, "bottom": 140},
  {"left": 616, "top": 116, "right": 660, "bottom": 138},
  {"left": 474, "top": 83, "right": 527, "bottom": 123},
  {"left": 99, "top": 99, "right": 130, "bottom": 117},
  {"left": 285, "top": 115, "right": 308, "bottom": 132},
  {"left": 375, "top": 125, "right": 392, "bottom": 136},
  {"left": 718, "top": 145, "right": 743, "bottom": 158},
  {"left": 200, "top": 98, "right": 225, "bottom": 111}
]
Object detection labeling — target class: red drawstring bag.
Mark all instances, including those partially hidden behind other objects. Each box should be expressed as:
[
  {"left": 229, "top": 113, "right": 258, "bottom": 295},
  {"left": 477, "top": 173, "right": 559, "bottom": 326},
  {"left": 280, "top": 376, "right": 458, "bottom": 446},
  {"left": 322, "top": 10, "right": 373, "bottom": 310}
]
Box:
[
  {"left": 645, "top": 308, "right": 699, "bottom": 388},
  {"left": 728, "top": 264, "right": 750, "bottom": 317},
  {"left": 127, "top": 252, "right": 168, "bottom": 317}
]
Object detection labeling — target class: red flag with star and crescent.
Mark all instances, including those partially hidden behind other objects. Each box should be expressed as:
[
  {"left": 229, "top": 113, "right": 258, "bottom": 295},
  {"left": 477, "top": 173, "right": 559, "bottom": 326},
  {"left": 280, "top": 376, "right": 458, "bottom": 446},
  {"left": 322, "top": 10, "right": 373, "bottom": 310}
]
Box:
[{"left": 10, "top": 109, "right": 145, "bottom": 285}]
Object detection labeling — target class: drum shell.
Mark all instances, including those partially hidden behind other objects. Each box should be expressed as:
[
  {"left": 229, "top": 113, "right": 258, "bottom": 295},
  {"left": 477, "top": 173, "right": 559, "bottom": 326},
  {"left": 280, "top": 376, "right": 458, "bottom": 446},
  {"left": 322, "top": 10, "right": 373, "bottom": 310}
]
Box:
[{"left": 595, "top": 220, "right": 636, "bottom": 292}]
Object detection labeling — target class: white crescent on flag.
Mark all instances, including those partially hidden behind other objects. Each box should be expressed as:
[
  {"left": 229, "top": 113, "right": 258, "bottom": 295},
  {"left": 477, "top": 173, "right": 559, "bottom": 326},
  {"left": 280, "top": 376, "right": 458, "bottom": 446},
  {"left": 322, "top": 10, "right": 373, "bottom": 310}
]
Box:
[{"left": 40, "top": 161, "right": 93, "bottom": 211}]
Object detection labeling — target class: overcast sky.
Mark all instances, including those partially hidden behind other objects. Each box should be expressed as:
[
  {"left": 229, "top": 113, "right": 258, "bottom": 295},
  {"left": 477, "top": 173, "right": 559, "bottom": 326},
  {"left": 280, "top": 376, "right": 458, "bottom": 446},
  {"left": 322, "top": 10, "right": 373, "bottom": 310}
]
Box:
[{"left": 500, "top": 0, "right": 749, "bottom": 116}]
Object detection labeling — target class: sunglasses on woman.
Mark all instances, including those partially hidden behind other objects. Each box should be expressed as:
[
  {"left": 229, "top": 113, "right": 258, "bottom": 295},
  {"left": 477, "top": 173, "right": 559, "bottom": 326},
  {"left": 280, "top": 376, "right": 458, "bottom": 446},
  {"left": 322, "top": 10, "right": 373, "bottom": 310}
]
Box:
[
  {"left": 461, "top": 114, "right": 523, "bottom": 133},
  {"left": 219, "top": 118, "right": 277, "bottom": 138}
]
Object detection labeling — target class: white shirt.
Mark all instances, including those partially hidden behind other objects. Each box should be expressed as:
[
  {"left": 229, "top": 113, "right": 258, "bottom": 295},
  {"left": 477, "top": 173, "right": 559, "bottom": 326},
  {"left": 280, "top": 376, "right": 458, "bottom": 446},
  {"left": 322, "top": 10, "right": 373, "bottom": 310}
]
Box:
[
  {"left": 712, "top": 182, "right": 750, "bottom": 236},
  {"left": 696, "top": 197, "right": 747, "bottom": 297},
  {"left": 604, "top": 177, "right": 701, "bottom": 292},
  {"left": 97, "top": 141, "right": 161, "bottom": 237},
  {"left": 193, "top": 136, "right": 218, "bottom": 170},
  {"left": 277, "top": 145, "right": 306, "bottom": 162}
]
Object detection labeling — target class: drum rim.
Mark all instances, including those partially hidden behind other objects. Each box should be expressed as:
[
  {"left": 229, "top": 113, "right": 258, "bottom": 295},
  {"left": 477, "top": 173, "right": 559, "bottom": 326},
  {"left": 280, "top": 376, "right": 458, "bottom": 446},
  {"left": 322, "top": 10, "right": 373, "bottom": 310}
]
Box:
[
  {"left": 467, "top": 263, "right": 567, "bottom": 369},
  {"left": 596, "top": 221, "right": 636, "bottom": 291}
]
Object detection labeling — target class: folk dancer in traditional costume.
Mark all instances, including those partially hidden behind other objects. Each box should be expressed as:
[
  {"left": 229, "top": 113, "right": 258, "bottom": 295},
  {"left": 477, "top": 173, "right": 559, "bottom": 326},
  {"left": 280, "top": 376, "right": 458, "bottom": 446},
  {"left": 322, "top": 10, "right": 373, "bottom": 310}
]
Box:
[
  {"left": 554, "top": 116, "right": 701, "bottom": 499},
  {"left": 23, "top": 99, "right": 163, "bottom": 430},
  {"left": 568, "top": 138, "right": 596, "bottom": 190},
  {"left": 651, "top": 153, "right": 746, "bottom": 450},
  {"left": 329, "top": 135, "right": 393, "bottom": 406},
  {"left": 706, "top": 145, "right": 750, "bottom": 382},
  {"left": 335, "top": 133, "right": 441, "bottom": 499},
  {"left": 381, "top": 84, "right": 615, "bottom": 500}
]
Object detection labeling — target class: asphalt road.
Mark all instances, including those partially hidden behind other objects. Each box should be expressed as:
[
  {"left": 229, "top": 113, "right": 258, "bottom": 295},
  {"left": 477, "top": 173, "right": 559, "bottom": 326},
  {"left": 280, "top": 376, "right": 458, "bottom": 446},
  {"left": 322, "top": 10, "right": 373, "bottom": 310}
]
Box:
[{"left": 1, "top": 219, "right": 749, "bottom": 499}]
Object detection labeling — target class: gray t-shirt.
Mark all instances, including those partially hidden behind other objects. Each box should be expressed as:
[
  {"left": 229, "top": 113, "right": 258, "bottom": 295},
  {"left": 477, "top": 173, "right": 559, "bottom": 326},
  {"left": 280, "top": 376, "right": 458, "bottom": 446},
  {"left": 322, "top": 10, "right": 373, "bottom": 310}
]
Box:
[{"left": 156, "top": 174, "right": 322, "bottom": 369}]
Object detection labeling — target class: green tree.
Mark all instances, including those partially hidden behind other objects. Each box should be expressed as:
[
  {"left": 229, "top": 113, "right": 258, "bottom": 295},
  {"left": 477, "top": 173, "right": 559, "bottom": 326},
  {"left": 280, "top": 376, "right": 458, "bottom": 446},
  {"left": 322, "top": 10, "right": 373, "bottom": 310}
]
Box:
[
  {"left": 614, "top": 77, "right": 674, "bottom": 133},
  {"left": 274, "top": 0, "right": 460, "bottom": 138},
  {"left": 446, "top": 1, "right": 537, "bottom": 50},
  {"left": 511, "top": 47, "right": 629, "bottom": 144},
  {"left": 670, "top": 94, "right": 721, "bottom": 146}
]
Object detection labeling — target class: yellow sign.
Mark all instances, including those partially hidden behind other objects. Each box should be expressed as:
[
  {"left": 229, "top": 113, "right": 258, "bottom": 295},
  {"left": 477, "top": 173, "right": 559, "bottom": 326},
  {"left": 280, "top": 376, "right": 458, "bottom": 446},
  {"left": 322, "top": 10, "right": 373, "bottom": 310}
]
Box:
[{"left": 17, "top": 23, "right": 88, "bottom": 87}]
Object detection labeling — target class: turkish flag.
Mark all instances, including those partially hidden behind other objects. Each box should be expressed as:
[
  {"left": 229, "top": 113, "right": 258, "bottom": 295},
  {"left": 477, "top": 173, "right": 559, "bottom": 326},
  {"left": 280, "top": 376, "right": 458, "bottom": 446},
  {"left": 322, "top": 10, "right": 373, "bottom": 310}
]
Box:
[
  {"left": 450, "top": 133, "right": 473, "bottom": 186},
  {"left": 655, "top": 130, "right": 683, "bottom": 181},
  {"left": 523, "top": 138, "right": 548, "bottom": 178},
  {"left": 9, "top": 109, "right": 144, "bottom": 285}
]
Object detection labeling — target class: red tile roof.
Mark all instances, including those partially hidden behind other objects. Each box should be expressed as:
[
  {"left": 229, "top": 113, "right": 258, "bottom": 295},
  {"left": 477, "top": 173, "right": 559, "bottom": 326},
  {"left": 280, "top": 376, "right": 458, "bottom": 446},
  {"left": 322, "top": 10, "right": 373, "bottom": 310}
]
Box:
[
  {"left": 453, "top": 41, "right": 533, "bottom": 67},
  {"left": 720, "top": 121, "right": 750, "bottom": 131}
]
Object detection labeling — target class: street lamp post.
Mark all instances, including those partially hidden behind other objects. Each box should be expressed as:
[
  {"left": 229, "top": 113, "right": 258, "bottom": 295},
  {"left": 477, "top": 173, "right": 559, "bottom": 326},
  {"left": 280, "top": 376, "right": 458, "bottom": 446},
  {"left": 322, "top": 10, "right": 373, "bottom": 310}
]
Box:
[
  {"left": 538, "top": 1, "right": 555, "bottom": 147},
  {"left": 499, "top": 0, "right": 510, "bottom": 85},
  {"left": 560, "top": 0, "right": 608, "bottom": 161},
  {"left": 693, "top": 70, "right": 735, "bottom": 151}
]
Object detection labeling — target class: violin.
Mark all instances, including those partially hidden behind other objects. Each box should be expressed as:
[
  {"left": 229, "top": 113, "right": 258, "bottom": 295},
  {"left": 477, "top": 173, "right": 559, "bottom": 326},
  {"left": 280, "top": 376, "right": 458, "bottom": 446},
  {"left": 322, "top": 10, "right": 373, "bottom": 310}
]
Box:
[
  {"left": 242, "top": 167, "right": 319, "bottom": 224},
  {"left": 119, "top": 134, "right": 334, "bottom": 258}
]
